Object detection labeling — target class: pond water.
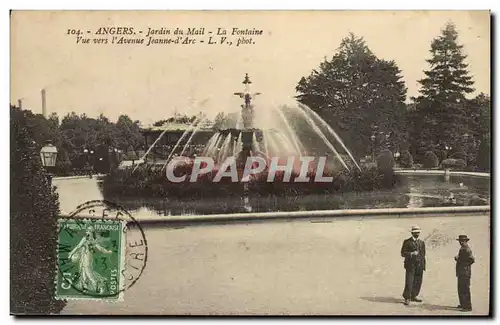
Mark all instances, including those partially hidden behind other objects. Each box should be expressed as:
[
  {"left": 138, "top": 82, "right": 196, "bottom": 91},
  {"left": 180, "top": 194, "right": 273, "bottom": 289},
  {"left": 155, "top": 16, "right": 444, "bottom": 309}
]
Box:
[{"left": 54, "top": 174, "right": 490, "bottom": 217}]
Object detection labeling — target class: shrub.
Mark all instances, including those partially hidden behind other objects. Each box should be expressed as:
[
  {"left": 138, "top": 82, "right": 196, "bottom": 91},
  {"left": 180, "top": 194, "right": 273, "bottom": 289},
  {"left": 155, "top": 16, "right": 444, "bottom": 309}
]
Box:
[
  {"left": 125, "top": 146, "right": 138, "bottom": 161},
  {"left": 435, "top": 149, "right": 447, "bottom": 163},
  {"left": 475, "top": 140, "right": 490, "bottom": 172},
  {"left": 55, "top": 148, "right": 72, "bottom": 176},
  {"left": 10, "top": 107, "right": 66, "bottom": 314},
  {"left": 376, "top": 149, "right": 395, "bottom": 173},
  {"left": 102, "top": 161, "right": 398, "bottom": 199},
  {"left": 399, "top": 150, "right": 413, "bottom": 168},
  {"left": 441, "top": 158, "right": 467, "bottom": 170},
  {"left": 423, "top": 151, "right": 439, "bottom": 169},
  {"left": 449, "top": 151, "right": 468, "bottom": 162}
]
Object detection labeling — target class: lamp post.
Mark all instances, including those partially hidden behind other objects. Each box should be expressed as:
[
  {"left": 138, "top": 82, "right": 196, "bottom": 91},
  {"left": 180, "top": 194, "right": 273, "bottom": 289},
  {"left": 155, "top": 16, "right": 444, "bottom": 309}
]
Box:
[
  {"left": 83, "top": 148, "right": 94, "bottom": 177},
  {"left": 40, "top": 140, "right": 58, "bottom": 187},
  {"left": 370, "top": 134, "right": 376, "bottom": 161},
  {"left": 444, "top": 145, "right": 452, "bottom": 159}
]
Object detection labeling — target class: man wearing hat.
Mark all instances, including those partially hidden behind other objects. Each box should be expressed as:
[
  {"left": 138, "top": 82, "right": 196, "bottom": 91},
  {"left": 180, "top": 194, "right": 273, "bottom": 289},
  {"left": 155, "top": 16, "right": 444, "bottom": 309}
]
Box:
[
  {"left": 400, "top": 225, "right": 426, "bottom": 305},
  {"left": 455, "top": 235, "right": 475, "bottom": 312}
]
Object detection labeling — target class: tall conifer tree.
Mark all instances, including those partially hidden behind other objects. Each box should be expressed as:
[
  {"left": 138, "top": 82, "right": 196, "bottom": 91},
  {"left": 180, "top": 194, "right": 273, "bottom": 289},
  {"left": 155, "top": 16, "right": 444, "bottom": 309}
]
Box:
[{"left": 411, "top": 22, "right": 475, "bottom": 156}]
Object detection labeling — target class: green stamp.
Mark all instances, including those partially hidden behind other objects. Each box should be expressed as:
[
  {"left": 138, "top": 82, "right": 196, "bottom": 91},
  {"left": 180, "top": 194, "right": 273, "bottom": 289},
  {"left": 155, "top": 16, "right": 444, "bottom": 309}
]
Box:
[{"left": 56, "top": 218, "right": 125, "bottom": 301}]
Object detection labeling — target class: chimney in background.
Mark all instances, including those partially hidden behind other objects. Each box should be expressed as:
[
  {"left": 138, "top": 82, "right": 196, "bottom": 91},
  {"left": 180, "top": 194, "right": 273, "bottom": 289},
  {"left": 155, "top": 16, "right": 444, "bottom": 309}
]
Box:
[{"left": 41, "top": 88, "right": 47, "bottom": 118}]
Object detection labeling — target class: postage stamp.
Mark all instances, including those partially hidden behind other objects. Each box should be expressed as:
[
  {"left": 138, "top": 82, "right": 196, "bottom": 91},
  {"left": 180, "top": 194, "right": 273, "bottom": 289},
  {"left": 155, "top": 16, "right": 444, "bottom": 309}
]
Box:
[
  {"left": 56, "top": 200, "right": 148, "bottom": 301},
  {"left": 56, "top": 218, "right": 125, "bottom": 301}
]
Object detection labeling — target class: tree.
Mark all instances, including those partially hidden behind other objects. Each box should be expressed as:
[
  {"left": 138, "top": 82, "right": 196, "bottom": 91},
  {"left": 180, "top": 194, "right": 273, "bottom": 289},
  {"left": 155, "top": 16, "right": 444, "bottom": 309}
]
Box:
[
  {"left": 213, "top": 112, "right": 238, "bottom": 130},
  {"left": 467, "top": 93, "right": 490, "bottom": 141},
  {"left": 296, "top": 33, "right": 408, "bottom": 158},
  {"left": 468, "top": 93, "right": 491, "bottom": 171},
  {"left": 115, "top": 115, "right": 144, "bottom": 152},
  {"left": 55, "top": 148, "right": 71, "bottom": 176},
  {"left": 10, "top": 106, "right": 66, "bottom": 314},
  {"left": 410, "top": 22, "right": 475, "bottom": 158},
  {"left": 153, "top": 113, "right": 198, "bottom": 127},
  {"left": 476, "top": 137, "right": 490, "bottom": 171},
  {"left": 125, "top": 145, "right": 139, "bottom": 161}
]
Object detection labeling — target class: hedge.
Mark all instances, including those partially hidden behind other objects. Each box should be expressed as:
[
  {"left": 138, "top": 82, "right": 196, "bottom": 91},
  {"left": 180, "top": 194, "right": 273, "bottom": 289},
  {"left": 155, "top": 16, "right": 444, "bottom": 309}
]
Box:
[
  {"left": 376, "top": 149, "right": 395, "bottom": 173},
  {"left": 441, "top": 158, "right": 467, "bottom": 170},
  {"left": 10, "top": 107, "right": 66, "bottom": 314},
  {"left": 423, "top": 151, "right": 439, "bottom": 169},
  {"left": 102, "top": 160, "right": 400, "bottom": 199},
  {"left": 399, "top": 150, "right": 413, "bottom": 168}
]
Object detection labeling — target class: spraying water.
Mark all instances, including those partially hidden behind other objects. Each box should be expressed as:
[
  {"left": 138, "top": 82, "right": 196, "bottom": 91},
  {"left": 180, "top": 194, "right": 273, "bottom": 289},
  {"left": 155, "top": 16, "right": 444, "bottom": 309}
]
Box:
[
  {"left": 179, "top": 116, "right": 208, "bottom": 156},
  {"left": 132, "top": 128, "right": 168, "bottom": 173},
  {"left": 203, "top": 133, "right": 220, "bottom": 156},
  {"left": 299, "top": 104, "right": 361, "bottom": 171},
  {"left": 295, "top": 105, "right": 350, "bottom": 171},
  {"left": 136, "top": 74, "right": 362, "bottom": 176},
  {"left": 161, "top": 115, "right": 203, "bottom": 171},
  {"left": 272, "top": 106, "right": 304, "bottom": 155},
  {"left": 218, "top": 134, "right": 232, "bottom": 163}
]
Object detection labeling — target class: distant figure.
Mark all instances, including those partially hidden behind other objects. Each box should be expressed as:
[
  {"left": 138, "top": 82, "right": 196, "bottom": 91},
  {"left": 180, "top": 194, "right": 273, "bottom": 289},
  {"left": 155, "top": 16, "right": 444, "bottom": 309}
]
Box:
[
  {"left": 400, "top": 225, "right": 426, "bottom": 305},
  {"left": 68, "top": 226, "right": 112, "bottom": 293},
  {"left": 455, "top": 235, "right": 475, "bottom": 312},
  {"left": 448, "top": 192, "right": 457, "bottom": 204}
]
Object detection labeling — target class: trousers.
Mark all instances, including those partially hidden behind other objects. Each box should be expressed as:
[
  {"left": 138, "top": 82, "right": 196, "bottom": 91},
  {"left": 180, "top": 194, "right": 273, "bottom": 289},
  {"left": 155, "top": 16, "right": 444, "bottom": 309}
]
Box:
[
  {"left": 458, "top": 276, "right": 472, "bottom": 309},
  {"left": 403, "top": 268, "right": 423, "bottom": 300}
]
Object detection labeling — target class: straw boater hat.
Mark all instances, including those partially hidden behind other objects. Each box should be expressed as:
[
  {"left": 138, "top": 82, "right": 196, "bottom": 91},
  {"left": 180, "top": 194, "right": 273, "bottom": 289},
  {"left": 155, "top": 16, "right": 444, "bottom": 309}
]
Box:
[
  {"left": 411, "top": 226, "right": 421, "bottom": 233},
  {"left": 456, "top": 235, "right": 470, "bottom": 242}
]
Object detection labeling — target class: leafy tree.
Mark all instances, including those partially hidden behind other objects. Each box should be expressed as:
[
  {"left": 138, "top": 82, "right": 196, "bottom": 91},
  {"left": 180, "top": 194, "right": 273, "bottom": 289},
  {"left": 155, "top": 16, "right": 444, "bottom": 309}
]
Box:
[
  {"left": 213, "top": 112, "right": 238, "bottom": 130},
  {"left": 115, "top": 115, "right": 144, "bottom": 152},
  {"left": 153, "top": 113, "right": 199, "bottom": 127},
  {"left": 410, "top": 22, "right": 475, "bottom": 157},
  {"left": 125, "top": 146, "right": 139, "bottom": 161},
  {"left": 14, "top": 107, "right": 59, "bottom": 149},
  {"left": 10, "top": 107, "right": 66, "bottom": 314},
  {"left": 296, "top": 33, "right": 408, "bottom": 158},
  {"left": 467, "top": 93, "right": 490, "bottom": 138},
  {"left": 476, "top": 138, "right": 490, "bottom": 171},
  {"left": 58, "top": 113, "right": 144, "bottom": 170},
  {"left": 55, "top": 148, "right": 72, "bottom": 176}
]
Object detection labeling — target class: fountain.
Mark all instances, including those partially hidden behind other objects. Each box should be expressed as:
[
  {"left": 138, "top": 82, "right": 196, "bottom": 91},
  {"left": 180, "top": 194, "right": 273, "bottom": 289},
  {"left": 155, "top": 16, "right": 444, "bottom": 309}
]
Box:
[
  {"left": 99, "top": 73, "right": 489, "bottom": 216},
  {"left": 135, "top": 73, "right": 361, "bottom": 184}
]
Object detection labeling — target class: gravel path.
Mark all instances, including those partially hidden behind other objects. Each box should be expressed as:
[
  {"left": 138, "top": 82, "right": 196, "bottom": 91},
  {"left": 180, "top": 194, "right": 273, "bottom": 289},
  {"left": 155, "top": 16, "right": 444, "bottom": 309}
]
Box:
[{"left": 63, "top": 214, "right": 490, "bottom": 315}]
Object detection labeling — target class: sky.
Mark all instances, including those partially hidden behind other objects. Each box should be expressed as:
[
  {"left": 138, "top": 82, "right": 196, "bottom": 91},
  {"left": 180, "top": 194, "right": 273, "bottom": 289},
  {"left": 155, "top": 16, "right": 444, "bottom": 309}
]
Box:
[{"left": 10, "top": 10, "right": 490, "bottom": 126}]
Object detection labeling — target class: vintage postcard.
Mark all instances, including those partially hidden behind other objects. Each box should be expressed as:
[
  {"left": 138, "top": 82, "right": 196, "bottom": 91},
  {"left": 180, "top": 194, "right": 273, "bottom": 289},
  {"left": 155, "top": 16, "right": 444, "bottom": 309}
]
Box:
[{"left": 10, "top": 10, "right": 491, "bottom": 316}]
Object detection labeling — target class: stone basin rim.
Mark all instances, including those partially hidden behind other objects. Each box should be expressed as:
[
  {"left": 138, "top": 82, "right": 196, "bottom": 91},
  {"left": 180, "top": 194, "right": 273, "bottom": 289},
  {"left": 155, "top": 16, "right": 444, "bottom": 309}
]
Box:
[{"left": 59, "top": 205, "right": 490, "bottom": 226}]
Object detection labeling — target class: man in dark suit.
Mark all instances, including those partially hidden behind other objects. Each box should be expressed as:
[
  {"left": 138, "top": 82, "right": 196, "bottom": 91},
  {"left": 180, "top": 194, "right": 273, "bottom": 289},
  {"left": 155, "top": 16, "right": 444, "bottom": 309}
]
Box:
[
  {"left": 455, "top": 235, "right": 475, "bottom": 312},
  {"left": 400, "top": 225, "right": 426, "bottom": 305}
]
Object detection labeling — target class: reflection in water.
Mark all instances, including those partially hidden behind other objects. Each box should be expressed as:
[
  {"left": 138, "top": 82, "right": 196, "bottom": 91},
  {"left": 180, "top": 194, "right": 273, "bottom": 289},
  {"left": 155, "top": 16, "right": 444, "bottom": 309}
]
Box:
[
  {"left": 406, "top": 191, "right": 424, "bottom": 209},
  {"left": 93, "top": 174, "right": 490, "bottom": 217}
]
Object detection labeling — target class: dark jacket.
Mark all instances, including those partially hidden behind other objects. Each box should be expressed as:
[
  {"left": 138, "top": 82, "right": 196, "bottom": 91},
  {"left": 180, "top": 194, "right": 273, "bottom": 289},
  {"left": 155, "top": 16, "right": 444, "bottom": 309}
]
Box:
[
  {"left": 456, "top": 243, "right": 475, "bottom": 278},
  {"left": 401, "top": 237, "right": 426, "bottom": 271}
]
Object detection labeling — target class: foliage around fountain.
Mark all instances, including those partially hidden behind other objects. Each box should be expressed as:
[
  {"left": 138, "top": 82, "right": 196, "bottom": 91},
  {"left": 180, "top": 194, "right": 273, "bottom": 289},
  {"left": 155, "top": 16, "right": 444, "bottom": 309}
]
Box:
[{"left": 102, "top": 162, "right": 399, "bottom": 199}]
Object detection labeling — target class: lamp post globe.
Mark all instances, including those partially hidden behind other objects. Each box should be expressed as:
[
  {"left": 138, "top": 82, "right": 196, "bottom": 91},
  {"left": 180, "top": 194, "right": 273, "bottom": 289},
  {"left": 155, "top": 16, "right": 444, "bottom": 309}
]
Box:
[
  {"left": 40, "top": 140, "right": 58, "bottom": 168},
  {"left": 40, "top": 140, "right": 58, "bottom": 186}
]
